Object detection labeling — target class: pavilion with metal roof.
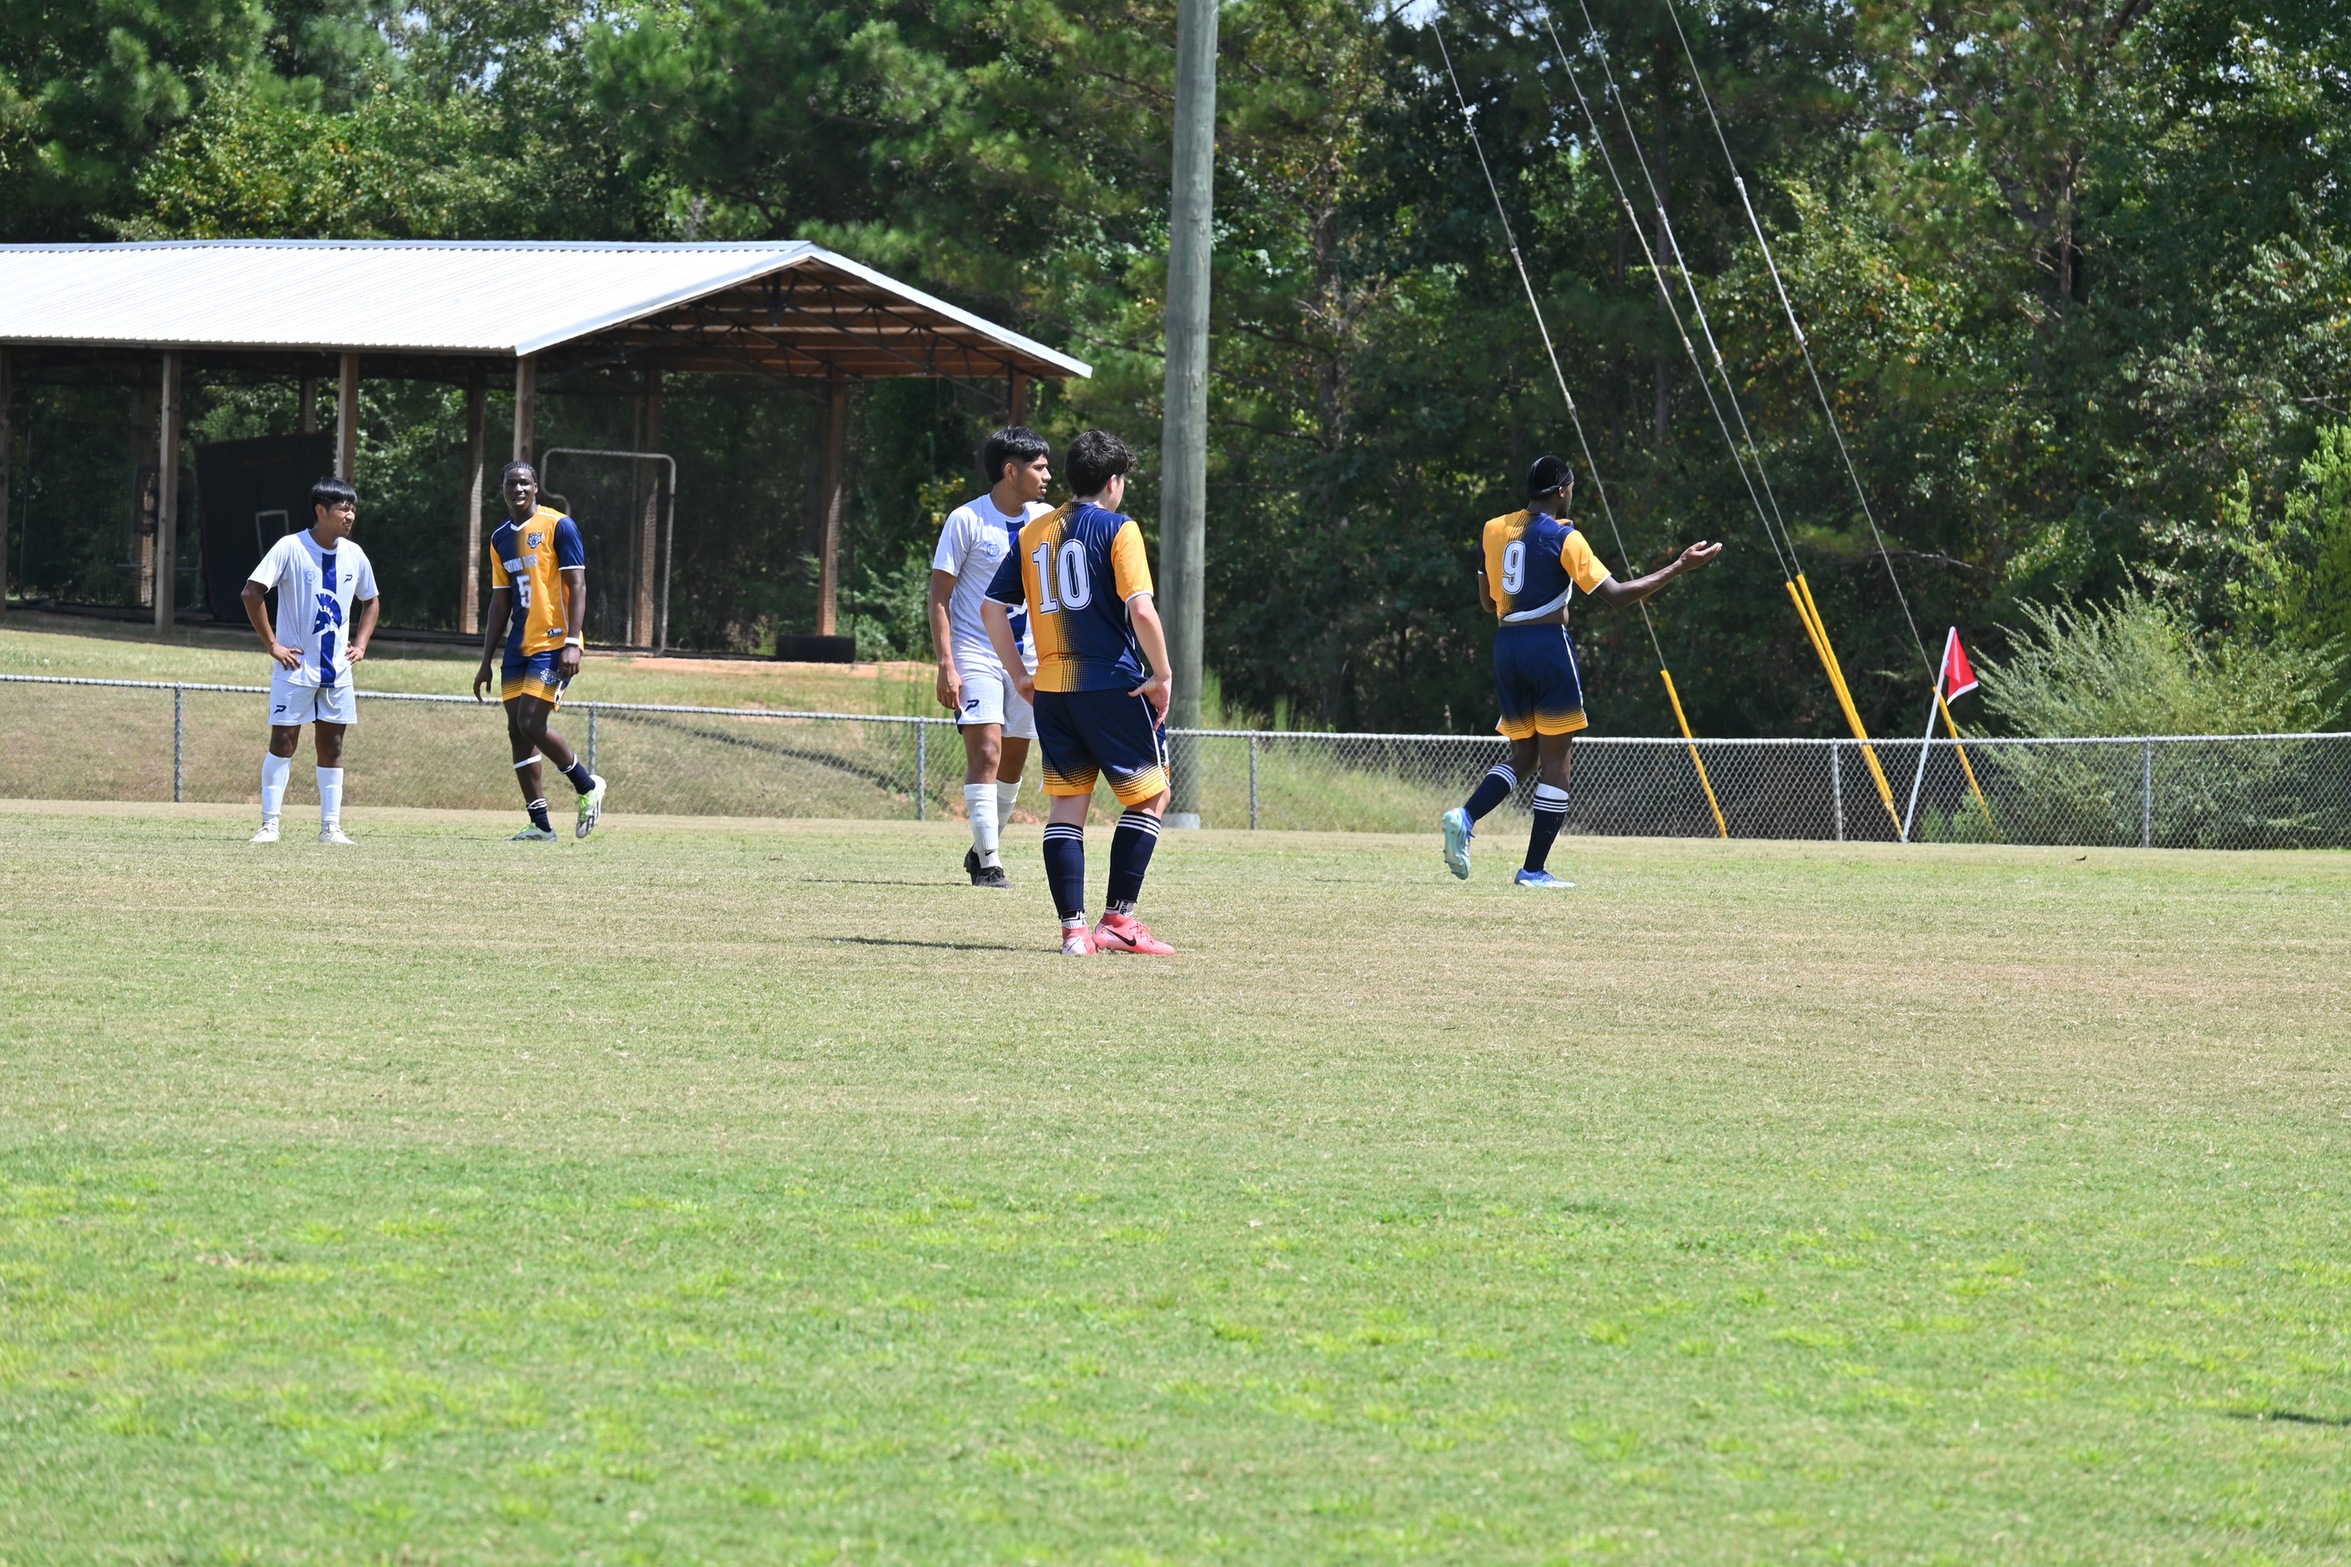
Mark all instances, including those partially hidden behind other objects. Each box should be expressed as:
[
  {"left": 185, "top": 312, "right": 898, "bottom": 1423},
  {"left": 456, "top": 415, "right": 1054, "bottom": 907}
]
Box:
[{"left": 0, "top": 240, "right": 1089, "bottom": 649}]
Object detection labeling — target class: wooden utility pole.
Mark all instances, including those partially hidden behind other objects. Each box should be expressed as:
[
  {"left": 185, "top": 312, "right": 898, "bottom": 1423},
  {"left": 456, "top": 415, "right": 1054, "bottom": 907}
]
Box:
[
  {"left": 0, "top": 347, "right": 11, "bottom": 615},
  {"left": 634, "top": 368, "right": 662, "bottom": 646},
  {"left": 1160, "top": 0, "right": 1218, "bottom": 827},
  {"left": 513, "top": 355, "right": 536, "bottom": 467}
]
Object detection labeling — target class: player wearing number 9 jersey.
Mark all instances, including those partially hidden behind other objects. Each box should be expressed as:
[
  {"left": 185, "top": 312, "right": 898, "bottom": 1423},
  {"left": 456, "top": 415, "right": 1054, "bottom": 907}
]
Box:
[
  {"left": 1441, "top": 454, "right": 1721, "bottom": 888},
  {"left": 981, "top": 429, "right": 1178, "bottom": 957}
]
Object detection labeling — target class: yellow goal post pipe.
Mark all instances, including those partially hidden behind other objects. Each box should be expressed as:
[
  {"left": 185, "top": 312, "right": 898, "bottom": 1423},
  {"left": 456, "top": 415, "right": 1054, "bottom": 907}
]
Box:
[
  {"left": 1659, "top": 667, "right": 1730, "bottom": 838},
  {"left": 1786, "top": 575, "right": 1904, "bottom": 834}
]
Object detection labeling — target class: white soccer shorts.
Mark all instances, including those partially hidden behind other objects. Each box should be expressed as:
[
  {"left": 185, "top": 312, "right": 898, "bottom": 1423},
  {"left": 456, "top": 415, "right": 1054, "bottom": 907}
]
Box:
[
  {"left": 955, "top": 656, "right": 1036, "bottom": 740},
  {"left": 268, "top": 668, "right": 359, "bottom": 726}
]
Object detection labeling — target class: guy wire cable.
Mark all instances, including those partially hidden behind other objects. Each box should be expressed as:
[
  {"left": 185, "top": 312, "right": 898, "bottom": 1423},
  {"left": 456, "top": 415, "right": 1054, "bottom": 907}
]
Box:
[
  {"left": 1541, "top": 1, "right": 1905, "bottom": 831},
  {"left": 1654, "top": 0, "right": 1936, "bottom": 687},
  {"left": 1433, "top": 17, "right": 1729, "bottom": 837}
]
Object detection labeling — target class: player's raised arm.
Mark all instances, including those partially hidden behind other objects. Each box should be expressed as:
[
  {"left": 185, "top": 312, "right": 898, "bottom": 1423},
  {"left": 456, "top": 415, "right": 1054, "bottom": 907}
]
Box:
[{"left": 1587, "top": 539, "right": 1721, "bottom": 609}]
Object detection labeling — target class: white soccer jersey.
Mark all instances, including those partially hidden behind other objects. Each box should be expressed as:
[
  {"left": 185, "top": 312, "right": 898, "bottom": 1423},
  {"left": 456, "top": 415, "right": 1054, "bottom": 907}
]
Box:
[
  {"left": 932, "top": 493, "right": 1049, "bottom": 673},
  {"left": 248, "top": 530, "right": 377, "bottom": 689}
]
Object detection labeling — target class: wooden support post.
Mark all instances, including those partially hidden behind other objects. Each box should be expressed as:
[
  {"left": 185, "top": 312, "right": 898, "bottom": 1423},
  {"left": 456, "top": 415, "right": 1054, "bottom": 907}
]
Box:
[
  {"left": 512, "top": 355, "right": 536, "bottom": 467},
  {"left": 1159, "top": 0, "right": 1219, "bottom": 826},
  {"left": 816, "top": 380, "right": 847, "bottom": 639},
  {"left": 459, "top": 368, "right": 487, "bottom": 636},
  {"left": 155, "top": 350, "right": 181, "bottom": 635},
  {"left": 299, "top": 375, "right": 318, "bottom": 434},
  {"left": 1008, "top": 370, "right": 1027, "bottom": 426},
  {"left": 0, "top": 347, "right": 12, "bottom": 615},
  {"left": 336, "top": 352, "right": 359, "bottom": 481},
  {"left": 132, "top": 371, "right": 158, "bottom": 608},
  {"left": 634, "top": 369, "right": 662, "bottom": 647}
]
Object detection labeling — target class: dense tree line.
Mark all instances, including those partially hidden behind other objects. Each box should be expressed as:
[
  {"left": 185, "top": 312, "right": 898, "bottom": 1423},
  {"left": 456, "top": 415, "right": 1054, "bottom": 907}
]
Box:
[{"left": 4, "top": 0, "right": 2345, "bottom": 733}]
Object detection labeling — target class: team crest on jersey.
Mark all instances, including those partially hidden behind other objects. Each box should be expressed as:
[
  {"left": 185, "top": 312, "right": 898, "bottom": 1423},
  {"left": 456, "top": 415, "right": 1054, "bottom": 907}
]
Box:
[{"left": 527, "top": 531, "right": 544, "bottom": 550}]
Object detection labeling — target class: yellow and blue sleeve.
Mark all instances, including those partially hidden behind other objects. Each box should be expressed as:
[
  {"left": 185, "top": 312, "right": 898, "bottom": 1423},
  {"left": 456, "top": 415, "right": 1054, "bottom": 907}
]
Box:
[
  {"left": 1562, "top": 530, "right": 1612, "bottom": 593},
  {"left": 1110, "top": 521, "right": 1153, "bottom": 601}
]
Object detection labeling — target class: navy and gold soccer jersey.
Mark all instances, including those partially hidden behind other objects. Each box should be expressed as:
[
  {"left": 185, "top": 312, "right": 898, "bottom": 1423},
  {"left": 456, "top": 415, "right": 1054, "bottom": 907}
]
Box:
[
  {"left": 984, "top": 501, "right": 1168, "bottom": 803},
  {"left": 984, "top": 502, "right": 1153, "bottom": 693},
  {"left": 489, "top": 505, "right": 585, "bottom": 703},
  {"left": 1481, "top": 509, "right": 1613, "bottom": 740}
]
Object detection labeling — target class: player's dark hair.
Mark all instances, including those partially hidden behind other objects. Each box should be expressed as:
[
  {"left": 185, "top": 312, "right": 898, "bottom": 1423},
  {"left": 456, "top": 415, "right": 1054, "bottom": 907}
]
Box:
[
  {"left": 982, "top": 426, "right": 1051, "bottom": 485},
  {"left": 310, "top": 476, "right": 357, "bottom": 511},
  {"left": 501, "top": 460, "right": 537, "bottom": 484},
  {"left": 1066, "top": 429, "right": 1133, "bottom": 499},
  {"left": 1525, "top": 454, "right": 1575, "bottom": 502}
]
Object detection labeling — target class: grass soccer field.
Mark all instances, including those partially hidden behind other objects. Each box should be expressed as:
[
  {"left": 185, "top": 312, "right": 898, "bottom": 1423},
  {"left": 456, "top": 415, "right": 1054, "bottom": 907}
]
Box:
[{"left": 2, "top": 805, "right": 2346, "bottom": 1564}]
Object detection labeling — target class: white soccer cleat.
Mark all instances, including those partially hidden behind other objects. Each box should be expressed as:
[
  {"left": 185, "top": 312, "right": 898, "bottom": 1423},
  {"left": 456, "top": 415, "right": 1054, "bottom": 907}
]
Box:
[
  {"left": 319, "top": 823, "right": 355, "bottom": 846},
  {"left": 576, "top": 774, "right": 607, "bottom": 838},
  {"left": 1441, "top": 808, "right": 1473, "bottom": 880},
  {"left": 511, "top": 824, "right": 560, "bottom": 842},
  {"left": 249, "top": 818, "right": 281, "bottom": 844}
]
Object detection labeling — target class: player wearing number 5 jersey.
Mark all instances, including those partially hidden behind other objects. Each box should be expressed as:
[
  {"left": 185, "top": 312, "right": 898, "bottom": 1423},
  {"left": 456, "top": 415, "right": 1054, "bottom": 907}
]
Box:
[
  {"left": 980, "top": 429, "right": 1177, "bottom": 956},
  {"left": 1441, "top": 455, "right": 1719, "bottom": 887}
]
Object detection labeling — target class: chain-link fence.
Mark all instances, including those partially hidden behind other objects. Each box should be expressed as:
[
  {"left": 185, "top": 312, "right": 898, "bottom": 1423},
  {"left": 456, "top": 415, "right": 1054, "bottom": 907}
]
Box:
[{"left": 4, "top": 674, "right": 2347, "bottom": 849}]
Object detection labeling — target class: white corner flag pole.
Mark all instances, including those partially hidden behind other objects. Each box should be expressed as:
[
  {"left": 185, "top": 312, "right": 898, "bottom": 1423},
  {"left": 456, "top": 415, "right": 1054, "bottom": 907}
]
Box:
[{"left": 1901, "top": 658, "right": 1945, "bottom": 844}]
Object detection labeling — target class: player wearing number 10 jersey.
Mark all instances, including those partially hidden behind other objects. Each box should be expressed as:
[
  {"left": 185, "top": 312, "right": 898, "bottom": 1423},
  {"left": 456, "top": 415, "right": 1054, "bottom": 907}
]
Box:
[
  {"left": 980, "top": 429, "right": 1177, "bottom": 956},
  {"left": 1441, "top": 455, "right": 1719, "bottom": 887}
]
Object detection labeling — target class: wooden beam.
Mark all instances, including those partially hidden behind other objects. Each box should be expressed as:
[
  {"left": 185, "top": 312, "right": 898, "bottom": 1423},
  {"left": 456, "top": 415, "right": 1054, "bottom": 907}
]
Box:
[
  {"left": 634, "top": 368, "right": 661, "bottom": 647},
  {"left": 156, "top": 350, "right": 181, "bottom": 635},
  {"left": 1009, "top": 370, "right": 1027, "bottom": 425},
  {"left": 132, "top": 370, "right": 158, "bottom": 610},
  {"left": 816, "top": 381, "right": 847, "bottom": 638},
  {"left": 459, "top": 368, "right": 486, "bottom": 636},
  {"left": 336, "top": 351, "right": 359, "bottom": 480},
  {"left": 0, "top": 347, "right": 11, "bottom": 614},
  {"left": 513, "top": 354, "right": 536, "bottom": 466},
  {"left": 299, "top": 375, "right": 317, "bottom": 434}
]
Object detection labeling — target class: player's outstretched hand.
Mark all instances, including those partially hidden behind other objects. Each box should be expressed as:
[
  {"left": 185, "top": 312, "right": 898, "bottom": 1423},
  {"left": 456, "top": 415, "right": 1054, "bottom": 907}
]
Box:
[
  {"left": 1676, "top": 541, "right": 1723, "bottom": 573},
  {"left": 1131, "top": 671, "right": 1172, "bottom": 725},
  {"left": 472, "top": 660, "right": 494, "bottom": 703},
  {"left": 936, "top": 664, "right": 963, "bottom": 713},
  {"left": 269, "top": 641, "right": 303, "bottom": 672}
]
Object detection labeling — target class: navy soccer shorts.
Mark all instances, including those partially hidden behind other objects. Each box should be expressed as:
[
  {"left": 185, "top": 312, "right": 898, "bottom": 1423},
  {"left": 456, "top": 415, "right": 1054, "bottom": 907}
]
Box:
[
  {"left": 1033, "top": 688, "right": 1170, "bottom": 806},
  {"left": 1493, "top": 622, "right": 1589, "bottom": 740}
]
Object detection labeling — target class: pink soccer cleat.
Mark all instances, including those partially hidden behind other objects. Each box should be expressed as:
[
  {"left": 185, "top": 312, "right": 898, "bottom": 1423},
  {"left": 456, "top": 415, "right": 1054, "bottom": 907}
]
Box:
[
  {"left": 1060, "top": 923, "right": 1096, "bottom": 956},
  {"left": 1091, "top": 911, "right": 1174, "bottom": 956}
]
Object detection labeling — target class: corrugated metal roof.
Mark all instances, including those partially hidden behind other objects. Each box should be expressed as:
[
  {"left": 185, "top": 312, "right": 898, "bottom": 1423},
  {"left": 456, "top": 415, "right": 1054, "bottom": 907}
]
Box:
[{"left": 0, "top": 240, "right": 1089, "bottom": 378}]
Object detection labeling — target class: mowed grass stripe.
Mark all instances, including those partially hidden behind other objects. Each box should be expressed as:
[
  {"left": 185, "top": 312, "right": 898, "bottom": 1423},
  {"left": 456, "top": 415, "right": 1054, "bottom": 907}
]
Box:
[{"left": 1, "top": 806, "right": 2346, "bottom": 1564}]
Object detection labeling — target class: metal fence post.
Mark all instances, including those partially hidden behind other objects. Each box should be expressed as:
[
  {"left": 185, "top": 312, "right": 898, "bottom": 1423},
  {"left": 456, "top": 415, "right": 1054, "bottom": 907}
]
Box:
[
  {"left": 916, "top": 720, "right": 927, "bottom": 821},
  {"left": 1831, "top": 741, "right": 1844, "bottom": 843},
  {"left": 2141, "top": 739, "right": 2154, "bottom": 848},
  {"left": 172, "top": 684, "right": 184, "bottom": 803},
  {"left": 586, "top": 704, "right": 598, "bottom": 775},
  {"left": 1249, "top": 734, "right": 1260, "bottom": 830}
]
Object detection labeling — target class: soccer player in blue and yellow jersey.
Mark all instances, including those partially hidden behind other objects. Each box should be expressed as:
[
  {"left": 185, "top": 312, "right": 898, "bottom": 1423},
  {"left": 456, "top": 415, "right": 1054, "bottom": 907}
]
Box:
[
  {"left": 979, "top": 430, "right": 1178, "bottom": 955},
  {"left": 1442, "top": 455, "right": 1719, "bottom": 886},
  {"left": 472, "top": 461, "right": 608, "bottom": 842}
]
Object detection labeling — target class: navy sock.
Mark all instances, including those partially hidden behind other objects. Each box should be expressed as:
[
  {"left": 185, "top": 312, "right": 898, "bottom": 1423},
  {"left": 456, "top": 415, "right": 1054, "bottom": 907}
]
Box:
[
  {"left": 1105, "top": 810, "right": 1162, "bottom": 912},
  {"left": 527, "top": 797, "right": 552, "bottom": 832},
  {"left": 1042, "top": 824, "right": 1086, "bottom": 924},
  {"left": 1463, "top": 763, "right": 1517, "bottom": 823},
  {"left": 1525, "top": 783, "right": 1568, "bottom": 871},
  {"left": 561, "top": 759, "right": 595, "bottom": 794}
]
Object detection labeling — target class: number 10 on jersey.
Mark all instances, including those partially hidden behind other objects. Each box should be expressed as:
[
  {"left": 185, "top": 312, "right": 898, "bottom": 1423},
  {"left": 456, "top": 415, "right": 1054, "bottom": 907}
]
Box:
[{"left": 1031, "top": 539, "right": 1094, "bottom": 613}]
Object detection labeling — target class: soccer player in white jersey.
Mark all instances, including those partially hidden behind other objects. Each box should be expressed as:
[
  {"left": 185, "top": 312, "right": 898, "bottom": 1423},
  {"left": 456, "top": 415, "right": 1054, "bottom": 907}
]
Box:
[
  {"left": 929, "top": 426, "right": 1054, "bottom": 887},
  {"left": 240, "top": 476, "right": 379, "bottom": 844}
]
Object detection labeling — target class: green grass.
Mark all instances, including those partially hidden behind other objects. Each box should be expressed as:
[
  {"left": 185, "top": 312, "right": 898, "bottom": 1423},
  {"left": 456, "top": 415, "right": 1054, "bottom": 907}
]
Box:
[
  {"left": 2, "top": 805, "right": 2347, "bottom": 1563},
  {"left": 0, "top": 613, "right": 930, "bottom": 712}
]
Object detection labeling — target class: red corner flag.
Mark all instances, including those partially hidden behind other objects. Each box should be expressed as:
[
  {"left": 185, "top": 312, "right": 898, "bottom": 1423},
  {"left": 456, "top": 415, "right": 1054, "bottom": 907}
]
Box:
[{"left": 1940, "top": 627, "right": 1979, "bottom": 701}]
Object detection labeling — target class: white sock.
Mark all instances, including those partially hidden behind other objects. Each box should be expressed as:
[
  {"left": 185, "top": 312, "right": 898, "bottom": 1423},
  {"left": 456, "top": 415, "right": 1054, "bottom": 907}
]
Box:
[
  {"left": 260, "top": 753, "right": 290, "bottom": 820},
  {"left": 996, "top": 777, "right": 1021, "bottom": 833},
  {"left": 317, "top": 767, "right": 344, "bottom": 825},
  {"left": 965, "top": 784, "right": 1001, "bottom": 867}
]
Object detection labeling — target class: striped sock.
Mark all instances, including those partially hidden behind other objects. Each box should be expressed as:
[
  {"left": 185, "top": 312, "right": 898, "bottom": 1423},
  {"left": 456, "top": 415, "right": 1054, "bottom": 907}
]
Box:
[
  {"left": 1464, "top": 762, "right": 1517, "bottom": 823},
  {"left": 1105, "top": 810, "right": 1162, "bottom": 912},
  {"left": 1042, "top": 823, "right": 1086, "bottom": 925},
  {"left": 527, "top": 798, "right": 552, "bottom": 832},
  {"left": 1525, "top": 782, "right": 1568, "bottom": 872}
]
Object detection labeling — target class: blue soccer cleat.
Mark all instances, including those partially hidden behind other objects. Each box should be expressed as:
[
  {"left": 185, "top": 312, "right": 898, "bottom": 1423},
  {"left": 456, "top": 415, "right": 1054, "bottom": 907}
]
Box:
[
  {"left": 1441, "top": 808, "right": 1474, "bottom": 880},
  {"left": 1514, "top": 868, "right": 1575, "bottom": 889}
]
